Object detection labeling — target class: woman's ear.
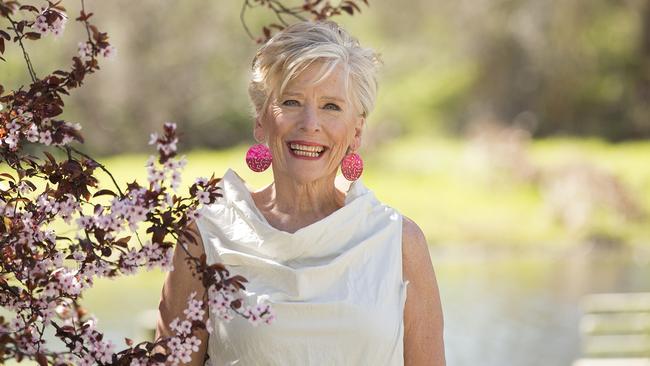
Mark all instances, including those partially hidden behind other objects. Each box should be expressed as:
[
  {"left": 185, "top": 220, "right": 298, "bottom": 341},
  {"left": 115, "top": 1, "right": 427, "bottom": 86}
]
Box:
[
  {"left": 253, "top": 116, "right": 265, "bottom": 143},
  {"left": 351, "top": 116, "right": 365, "bottom": 151}
]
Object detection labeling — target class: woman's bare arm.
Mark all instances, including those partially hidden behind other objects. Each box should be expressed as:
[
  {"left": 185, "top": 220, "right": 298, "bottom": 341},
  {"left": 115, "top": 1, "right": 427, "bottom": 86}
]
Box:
[
  {"left": 402, "top": 216, "right": 446, "bottom": 366},
  {"left": 155, "top": 222, "right": 209, "bottom": 366}
]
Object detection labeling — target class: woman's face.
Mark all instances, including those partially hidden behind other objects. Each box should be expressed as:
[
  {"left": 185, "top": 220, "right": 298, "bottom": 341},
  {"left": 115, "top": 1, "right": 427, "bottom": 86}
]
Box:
[{"left": 255, "top": 62, "right": 364, "bottom": 185}]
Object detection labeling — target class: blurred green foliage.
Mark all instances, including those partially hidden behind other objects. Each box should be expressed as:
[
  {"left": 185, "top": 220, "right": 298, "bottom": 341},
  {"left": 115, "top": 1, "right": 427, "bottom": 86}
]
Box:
[{"left": 2, "top": 0, "right": 649, "bottom": 156}]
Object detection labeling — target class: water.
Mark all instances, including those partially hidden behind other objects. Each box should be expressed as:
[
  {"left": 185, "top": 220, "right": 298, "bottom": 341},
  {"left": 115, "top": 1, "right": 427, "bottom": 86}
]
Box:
[{"left": 436, "top": 244, "right": 650, "bottom": 366}]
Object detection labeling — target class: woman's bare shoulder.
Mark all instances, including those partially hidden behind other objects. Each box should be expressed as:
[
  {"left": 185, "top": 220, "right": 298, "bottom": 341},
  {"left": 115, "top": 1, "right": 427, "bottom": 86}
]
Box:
[
  {"left": 401, "top": 216, "right": 431, "bottom": 279},
  {"left": 401, "top": 216, "right": 446, "bottom": 365}
]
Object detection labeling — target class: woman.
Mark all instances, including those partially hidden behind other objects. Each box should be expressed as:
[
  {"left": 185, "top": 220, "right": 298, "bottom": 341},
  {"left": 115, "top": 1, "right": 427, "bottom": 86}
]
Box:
[{"left": 157, "top": 21, "right": 445, "bottom": 366}]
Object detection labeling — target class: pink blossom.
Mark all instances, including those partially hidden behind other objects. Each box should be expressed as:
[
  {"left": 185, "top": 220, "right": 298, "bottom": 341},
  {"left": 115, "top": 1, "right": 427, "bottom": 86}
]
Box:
[
  {"left": 178, "top": 320, "right": 192, "bottom": 335},
  {"left": 187, "top": 209, "right": 201, "bottom": 221},
  {"left": 25, "top": 124, "right": 39, "bottom": 142},
  {"left": 50, "top": 17, "right": 66, "bottom": 37},
  {"left": 32, "top": 15, "right": 49, "bottom": 33},
  {"left": 184, "top": 336, "right": 201, "bottom": 352},
  {"left": 78, "top": 41, "right": 93, "bottom": 59},
  {"left": 100, "top": 44, "right": 117, "bottom": 58},
  {"left": 196, "top": 191, "right": 210, "bottom": 204},
  {"left": 17, "top": 181, "right": 33, "bottom": 195},
  {"left": 7, "top": 120, "right": 20, "bottom": 132},
  {"left": 76, "top": 215, "right": 95, "bottom": 229},
  {"left": 183, "top": 292, "right": 205, "bottom": 321},
  {"left": 149, "top": 133, "right": 159, "bottom": 145},
  {"left": 39, "top": 130, "right": 52, "bottom": 145},
  {"left": 3, "top": 132, "right": 19, "bottom": 150},
  {"left": 167, "top": 336, "right": 182, "bottom": 351},
  {"left": 170, "top": 170, "right": 182, "bottom": 191}
]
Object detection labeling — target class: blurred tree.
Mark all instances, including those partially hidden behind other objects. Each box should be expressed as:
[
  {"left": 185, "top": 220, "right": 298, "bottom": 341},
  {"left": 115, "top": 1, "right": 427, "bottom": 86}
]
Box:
[
  {"left": 454, "top": 0, "right": 650, "bottom": 141},
  {"left": 2, "top": 0, "right": 647, "bottom": 155}
]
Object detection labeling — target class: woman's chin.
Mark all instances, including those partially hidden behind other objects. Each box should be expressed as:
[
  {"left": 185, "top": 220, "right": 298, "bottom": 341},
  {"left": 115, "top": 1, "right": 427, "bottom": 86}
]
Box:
[{"left": 281, "top": 165, "right": 334, "bottom": 185}]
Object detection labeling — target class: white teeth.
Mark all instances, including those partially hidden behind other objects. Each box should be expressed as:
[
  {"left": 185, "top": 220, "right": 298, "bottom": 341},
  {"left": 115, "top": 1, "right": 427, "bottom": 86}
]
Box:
[
  {"left": 289, "top": 143, "right": 324, "bottom": 153},
  {"left": 292, "top": 150, "right": 320, "bottom": 157}
]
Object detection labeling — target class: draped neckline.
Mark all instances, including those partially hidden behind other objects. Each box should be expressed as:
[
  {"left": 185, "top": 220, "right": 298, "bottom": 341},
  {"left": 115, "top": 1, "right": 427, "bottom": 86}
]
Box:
[{"left": 219, "top": 168, "right": 374, "bottom": 240}]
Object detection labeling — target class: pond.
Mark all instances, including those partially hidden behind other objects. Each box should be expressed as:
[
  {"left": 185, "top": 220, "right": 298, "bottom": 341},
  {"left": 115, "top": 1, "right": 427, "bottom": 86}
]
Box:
[{"left": 437, "top": 243, "right": 650, "bottom": 366}]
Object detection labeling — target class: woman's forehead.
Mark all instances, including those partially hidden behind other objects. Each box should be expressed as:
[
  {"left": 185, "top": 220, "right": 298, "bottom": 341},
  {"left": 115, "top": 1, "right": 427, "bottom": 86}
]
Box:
[{"left": 283, "top": 62, "right": 348, "bottom": 96}]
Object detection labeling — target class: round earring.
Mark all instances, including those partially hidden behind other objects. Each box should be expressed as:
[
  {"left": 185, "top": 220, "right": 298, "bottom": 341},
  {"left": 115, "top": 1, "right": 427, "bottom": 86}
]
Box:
[
  {"left": 341, "top": 152, "right": 363, "bottom": 181},
  {"left": 246, "top": 143, "right": 272, "bottom": 172}
]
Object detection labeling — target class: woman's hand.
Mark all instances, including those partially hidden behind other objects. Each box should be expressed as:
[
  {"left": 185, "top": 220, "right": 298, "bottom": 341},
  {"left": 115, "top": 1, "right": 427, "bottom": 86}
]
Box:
[
  {"left": 156, "top": 222, "right": 210, "bottom": 366},
  {"left": 403, "top": 217, "right": 446, "bottom": 366}
]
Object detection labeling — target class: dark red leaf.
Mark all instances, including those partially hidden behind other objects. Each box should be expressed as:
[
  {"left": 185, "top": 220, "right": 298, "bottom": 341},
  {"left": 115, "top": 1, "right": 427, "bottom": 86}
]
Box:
[
  {"left": 93, "top": 189, "right": 117, "bottom": 198},
  {"left": 0, "top": 173, "right": 15, "bottom": 182},
  {"left": 340, "top": 5, "right": 354, "bottom": 15},
  {"left": 24, "top": 32, "right": 41, "bottom": 40},
  {"left": 19, "top": 5, "right": 39, "bottom": 12},
  {"left": 43, "top": 151, "right": 57, "bottom": 165},
  {"left": 230, "top": 275, "right": 249, "bottom": 284},
  {"left": 116, "top": 236, "right": 131, "bottom": 245},
  {"left": 345, "top": 1, "right": 361, "bottom": 12},
  {"left": 0, "top": 30, "right": 9, "bottom": 41},
  {"left": 36, "top": 353, "right": 47, "bottom": 366},
  {"left": 152, "top": 353, "right": 167, "bottom": 362}
]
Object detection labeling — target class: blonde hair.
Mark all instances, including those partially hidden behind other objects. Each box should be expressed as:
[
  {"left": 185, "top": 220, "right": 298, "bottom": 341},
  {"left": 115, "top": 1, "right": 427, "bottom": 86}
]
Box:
[{"left": 248, "top": 21, "right": 381, "bottom": 118}]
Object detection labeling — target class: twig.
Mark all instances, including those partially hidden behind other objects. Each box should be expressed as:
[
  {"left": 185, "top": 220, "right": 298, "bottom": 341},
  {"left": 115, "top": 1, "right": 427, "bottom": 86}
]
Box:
[
  {"left": 240, "top": 0, "right": 255, "bottom": 40},
  {"left": 6, "top": 14, "right": 38, "bottom": 82},
  {"left": 65, "top": 146, "right": 125, "bottom": 197}
]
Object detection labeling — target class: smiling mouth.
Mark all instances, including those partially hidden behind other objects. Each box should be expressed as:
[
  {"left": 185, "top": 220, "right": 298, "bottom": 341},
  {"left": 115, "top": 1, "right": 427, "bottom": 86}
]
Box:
[{"left": 287, "top": 142, "right": 327, "bottom": 158}]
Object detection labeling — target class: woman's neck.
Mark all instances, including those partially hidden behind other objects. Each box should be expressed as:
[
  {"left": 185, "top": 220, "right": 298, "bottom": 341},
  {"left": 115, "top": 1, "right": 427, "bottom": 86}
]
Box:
[{"left": 251, "top": 172, "right": 348, "bottom": 233}]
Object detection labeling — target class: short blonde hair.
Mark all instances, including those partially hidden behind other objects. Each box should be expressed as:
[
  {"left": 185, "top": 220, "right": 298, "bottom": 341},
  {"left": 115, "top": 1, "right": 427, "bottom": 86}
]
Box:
[{"left": 248, "top": 21, "right": 381, "bottom": 118}]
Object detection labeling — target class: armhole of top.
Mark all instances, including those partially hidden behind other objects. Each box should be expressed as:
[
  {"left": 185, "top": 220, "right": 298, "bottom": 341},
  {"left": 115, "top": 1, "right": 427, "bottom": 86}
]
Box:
[{"left": 397, "top": 212, "right": 411, "bottom": 296}]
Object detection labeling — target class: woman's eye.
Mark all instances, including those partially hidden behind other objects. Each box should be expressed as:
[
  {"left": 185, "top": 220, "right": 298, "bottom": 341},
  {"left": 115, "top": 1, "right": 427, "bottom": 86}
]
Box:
[
  {"left": 282, "top": 99, "right": 300, "bottom": 107},
  {"left": 323, "top": 103, "right": 341, "bottom": 111}
]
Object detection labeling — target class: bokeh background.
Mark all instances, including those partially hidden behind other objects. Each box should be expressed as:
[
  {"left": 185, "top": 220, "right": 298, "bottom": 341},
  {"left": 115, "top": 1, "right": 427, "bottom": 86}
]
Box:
[{"left": 2, "top": 0, "right": 650, "bottom": 365}]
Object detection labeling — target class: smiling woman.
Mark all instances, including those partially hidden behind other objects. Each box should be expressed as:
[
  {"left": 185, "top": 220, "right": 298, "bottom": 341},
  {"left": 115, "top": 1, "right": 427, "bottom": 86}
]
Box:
[
  {"left": 259, "top": 60, "right": 363, "bottom": 188},
  {"left": 156, "top": 20, "right": 445, "bottom": 366}
]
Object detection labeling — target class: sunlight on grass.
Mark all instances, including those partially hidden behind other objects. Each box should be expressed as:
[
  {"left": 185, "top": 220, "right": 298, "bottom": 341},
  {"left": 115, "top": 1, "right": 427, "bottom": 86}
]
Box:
[{"left": 92, "top": 136, "right": 650, "bottom": 248}]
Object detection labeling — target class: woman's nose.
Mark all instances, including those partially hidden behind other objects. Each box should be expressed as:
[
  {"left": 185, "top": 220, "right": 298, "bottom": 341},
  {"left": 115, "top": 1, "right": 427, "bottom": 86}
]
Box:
[{"left": 298, "top": 104, "right": 321, "bottom": 132}]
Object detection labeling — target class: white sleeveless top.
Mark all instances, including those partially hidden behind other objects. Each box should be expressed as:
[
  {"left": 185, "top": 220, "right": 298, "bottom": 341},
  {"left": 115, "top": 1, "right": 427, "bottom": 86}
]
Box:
[{"left": 195, "top": 169, "right": 409, "bottom": 366}]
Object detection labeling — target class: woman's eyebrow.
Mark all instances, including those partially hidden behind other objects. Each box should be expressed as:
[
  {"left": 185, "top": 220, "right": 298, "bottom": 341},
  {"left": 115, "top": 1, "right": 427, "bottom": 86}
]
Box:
[
  {"left": 282, "top": 92, "right": 347, "bottom": 104},
  {"left": 282, "top": 91, "right": 303, "bottom": 97},
  {"left": 321, "top": 96, "right": 346, "bottom": 104}
]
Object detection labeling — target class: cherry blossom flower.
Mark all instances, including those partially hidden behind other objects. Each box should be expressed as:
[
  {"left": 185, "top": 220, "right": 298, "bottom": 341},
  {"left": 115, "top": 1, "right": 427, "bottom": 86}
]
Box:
[
  {"left": 25, "top": 124, "right": 39, "bottom": 142},
  {"left": 39, "top": 130, "right": 52, "bottom": 145},
  {"left": 78, "top": 41, "right": 93, "bottom": 59},
  {"left": 100, "top": 44, "right": 117, "bottom": 58},
  {"left": 32, "top": 15, "right": 49, "bottom": 33}
]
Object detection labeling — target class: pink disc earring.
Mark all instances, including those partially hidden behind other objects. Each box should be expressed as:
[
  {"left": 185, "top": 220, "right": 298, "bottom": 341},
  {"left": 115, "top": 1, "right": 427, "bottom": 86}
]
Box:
[
  {"left": 341, "top": 152, "right": 363, "bottom": 181},
  {"left": 246, "top": 143, "right": 272, "bottom": 172}
]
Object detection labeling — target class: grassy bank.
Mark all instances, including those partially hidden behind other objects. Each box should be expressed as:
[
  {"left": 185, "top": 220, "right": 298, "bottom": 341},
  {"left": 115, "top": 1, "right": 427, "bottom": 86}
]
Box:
[{"left": 95, "top": 136, "right": 650, "bottom": 249}]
